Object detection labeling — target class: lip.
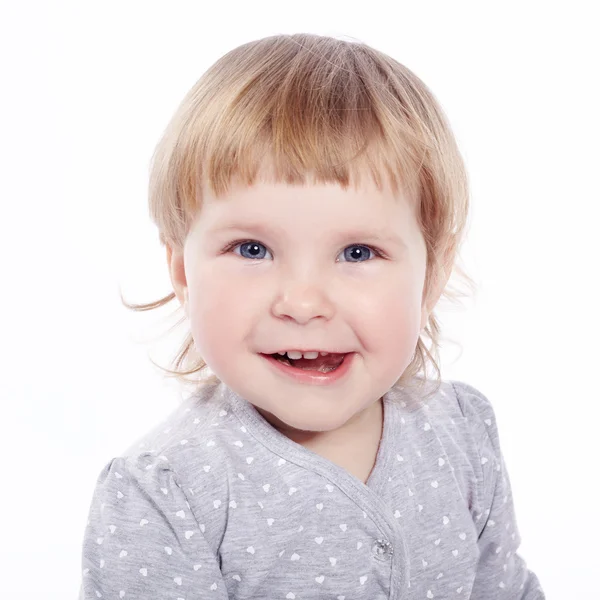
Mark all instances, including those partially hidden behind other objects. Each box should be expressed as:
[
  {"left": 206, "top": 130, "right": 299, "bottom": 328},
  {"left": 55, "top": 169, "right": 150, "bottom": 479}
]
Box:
[
  {"left": 260, "top": 352, "right": 355, "bottom": 386},
  {"left": 268, "top": 350, "right": 346, "bottom": 355}
]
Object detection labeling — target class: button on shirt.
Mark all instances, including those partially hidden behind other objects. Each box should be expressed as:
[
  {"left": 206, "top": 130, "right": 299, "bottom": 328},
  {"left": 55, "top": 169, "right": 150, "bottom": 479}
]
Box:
[{"left": 79, "top": 379, "right": 545, "bottom": 599}]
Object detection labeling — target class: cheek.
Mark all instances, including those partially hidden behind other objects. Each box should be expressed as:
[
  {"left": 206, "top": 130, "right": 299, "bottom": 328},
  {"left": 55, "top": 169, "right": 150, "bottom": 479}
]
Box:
[
  {"left": 186, "top": 271, "right": 257, "bottom": 363},
  {"left": 348, "top": 276, "right": 423, "bottom": 352}
]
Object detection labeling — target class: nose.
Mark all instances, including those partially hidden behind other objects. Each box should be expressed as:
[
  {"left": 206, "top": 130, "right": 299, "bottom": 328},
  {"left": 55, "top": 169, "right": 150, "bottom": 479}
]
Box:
[{"left": 271, "top": 281, "right": 335, "bottom": 324}]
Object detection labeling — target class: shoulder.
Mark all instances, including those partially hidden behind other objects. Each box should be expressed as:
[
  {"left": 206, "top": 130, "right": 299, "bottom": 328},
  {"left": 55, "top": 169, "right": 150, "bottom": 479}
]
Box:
[
  {"left": 95, "top": 382, "right": 236, "bottom": 498},
  {"left": 411, "top": 379, "right": 500, "bottom": 443},
  {"left": 84, "top": 383, "right": 249, "bottom": 559},
  {"left": 392, "top": 378, "right": 502, "bottom": 468},
  {"left": 91, "top": 452, "right": 179, "bottom": 504},
  {"left": 119, "top": 382, "right": 229, "bottom": 460},
  {"left": 422, "top": 379, "right": 504, "bottom": 478},
  {"left": 445, "top": 380, "right": 505, "bottom": 503},
  {"left": 447, "top": 380, "right": 502, "bottom": 454},
  {"left": 426, "top": 380, "right": 505, "bottom": 529},
  {"left": 449, "top": 380, "right": 495, "bottom": 421}
]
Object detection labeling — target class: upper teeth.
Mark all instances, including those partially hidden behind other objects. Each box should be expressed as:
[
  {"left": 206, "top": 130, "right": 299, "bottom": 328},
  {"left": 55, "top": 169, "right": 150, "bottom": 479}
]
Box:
[{"left": 278, "top": 351, "right": 330, "bottom": 359}]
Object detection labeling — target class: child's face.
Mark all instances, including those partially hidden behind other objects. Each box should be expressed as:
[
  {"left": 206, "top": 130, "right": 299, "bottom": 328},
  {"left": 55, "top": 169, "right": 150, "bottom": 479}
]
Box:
[{"left": 172, "top": 178, "right": 430, "bottom": 434}]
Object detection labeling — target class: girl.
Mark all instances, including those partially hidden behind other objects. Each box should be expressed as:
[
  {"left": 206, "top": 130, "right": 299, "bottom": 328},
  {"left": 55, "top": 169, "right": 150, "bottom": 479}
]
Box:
[{"left": 79, "top": 33, "right": 545, "bottom": 599}]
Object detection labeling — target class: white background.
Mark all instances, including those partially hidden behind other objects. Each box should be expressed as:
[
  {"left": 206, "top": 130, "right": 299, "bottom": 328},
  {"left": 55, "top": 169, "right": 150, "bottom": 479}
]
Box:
[{"left": 1, "top": 1, "right": 597, "bottom": 598}]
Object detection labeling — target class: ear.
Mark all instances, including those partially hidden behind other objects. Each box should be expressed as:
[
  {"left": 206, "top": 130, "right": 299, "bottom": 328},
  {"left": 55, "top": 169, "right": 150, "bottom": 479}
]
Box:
[{"left": 166, "top": 244, "right": 189, "bottom": 310}]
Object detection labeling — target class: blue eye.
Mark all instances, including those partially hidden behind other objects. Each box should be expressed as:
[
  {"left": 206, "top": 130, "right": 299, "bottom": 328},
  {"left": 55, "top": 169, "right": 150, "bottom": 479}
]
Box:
[
  {"left": 233, "top": 241, "right": 272, "bottom": 260},
  {"left": 339, "top": 245, "right": 376, "bottom": 263}
]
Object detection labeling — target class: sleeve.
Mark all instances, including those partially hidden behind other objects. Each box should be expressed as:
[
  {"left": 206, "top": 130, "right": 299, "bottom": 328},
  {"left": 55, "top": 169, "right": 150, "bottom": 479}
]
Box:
[
  {"left": 452, "top": 381, "right": 546, "bottom": 600},
  {"left": 79, "top": 453, "right": 228, "bottom": 599}
]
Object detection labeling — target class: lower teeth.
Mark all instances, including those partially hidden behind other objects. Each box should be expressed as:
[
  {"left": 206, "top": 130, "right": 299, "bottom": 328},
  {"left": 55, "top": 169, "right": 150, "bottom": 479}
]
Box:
[
  {"left": 272, "top": 355, "right": 342, "bottom": 373},
  {"left": 315, "top": 365, "right": 337, "bottom": 373}
]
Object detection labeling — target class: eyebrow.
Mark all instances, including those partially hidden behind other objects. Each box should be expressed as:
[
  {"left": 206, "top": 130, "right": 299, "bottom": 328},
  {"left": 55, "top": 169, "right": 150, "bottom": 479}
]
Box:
[
  {"left": 209, "top": 222, "right": 407, "bottom": 247},
  {"left": 210, "top": 222, "right": 287, "bottom": 238}
]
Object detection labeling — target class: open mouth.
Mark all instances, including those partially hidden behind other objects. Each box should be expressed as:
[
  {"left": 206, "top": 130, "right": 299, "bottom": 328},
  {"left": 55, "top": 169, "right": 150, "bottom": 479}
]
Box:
[{"left": 267, "top": 352, "right": 347, "bottom": 373}]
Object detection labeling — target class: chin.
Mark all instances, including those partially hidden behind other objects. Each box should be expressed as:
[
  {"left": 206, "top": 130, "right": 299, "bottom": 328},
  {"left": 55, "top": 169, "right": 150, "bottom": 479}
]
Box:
[{"left": 264, "top": 403, "right": 359, "bottom": 434}]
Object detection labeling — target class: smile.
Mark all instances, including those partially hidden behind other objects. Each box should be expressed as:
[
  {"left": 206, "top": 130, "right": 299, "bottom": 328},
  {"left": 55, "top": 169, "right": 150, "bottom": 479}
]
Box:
[
  {"left": 271, "top": 351, "right": 346, "bottom": 370},
  {"left": 260, "top": 352, "right": 354, "bottom": 385}
]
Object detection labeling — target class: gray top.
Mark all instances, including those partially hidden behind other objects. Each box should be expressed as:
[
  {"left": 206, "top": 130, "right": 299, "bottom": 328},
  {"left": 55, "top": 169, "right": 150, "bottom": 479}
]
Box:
[{"left": 79, "top": 379, "right": 545, "bottom": 599}]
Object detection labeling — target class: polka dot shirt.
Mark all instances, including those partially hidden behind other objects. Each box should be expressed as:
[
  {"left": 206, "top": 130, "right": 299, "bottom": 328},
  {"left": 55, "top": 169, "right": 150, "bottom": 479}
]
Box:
[{"left": 79, "top": 380, "right": 545, "bottom": 599}]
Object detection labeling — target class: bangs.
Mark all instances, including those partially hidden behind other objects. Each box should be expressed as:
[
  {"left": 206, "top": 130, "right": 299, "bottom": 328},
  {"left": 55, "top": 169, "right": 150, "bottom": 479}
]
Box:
[
  {"left": 151, "top": 35, "right": 435, "bottom": 242},
  {"left": 199, "top": 53, "right": 426, "bottom": 199}
]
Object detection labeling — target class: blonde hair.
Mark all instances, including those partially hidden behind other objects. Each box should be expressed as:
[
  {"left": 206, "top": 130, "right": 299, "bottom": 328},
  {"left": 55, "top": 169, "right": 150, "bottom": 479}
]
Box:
[{"left": 123, "top": 33, "right": 475, "bottom": 400}]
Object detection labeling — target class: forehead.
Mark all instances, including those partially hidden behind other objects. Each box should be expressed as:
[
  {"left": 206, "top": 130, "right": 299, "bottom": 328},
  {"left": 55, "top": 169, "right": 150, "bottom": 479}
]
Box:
[{"left": 197, "top": 179, "right": 422, "bottom": 242}]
